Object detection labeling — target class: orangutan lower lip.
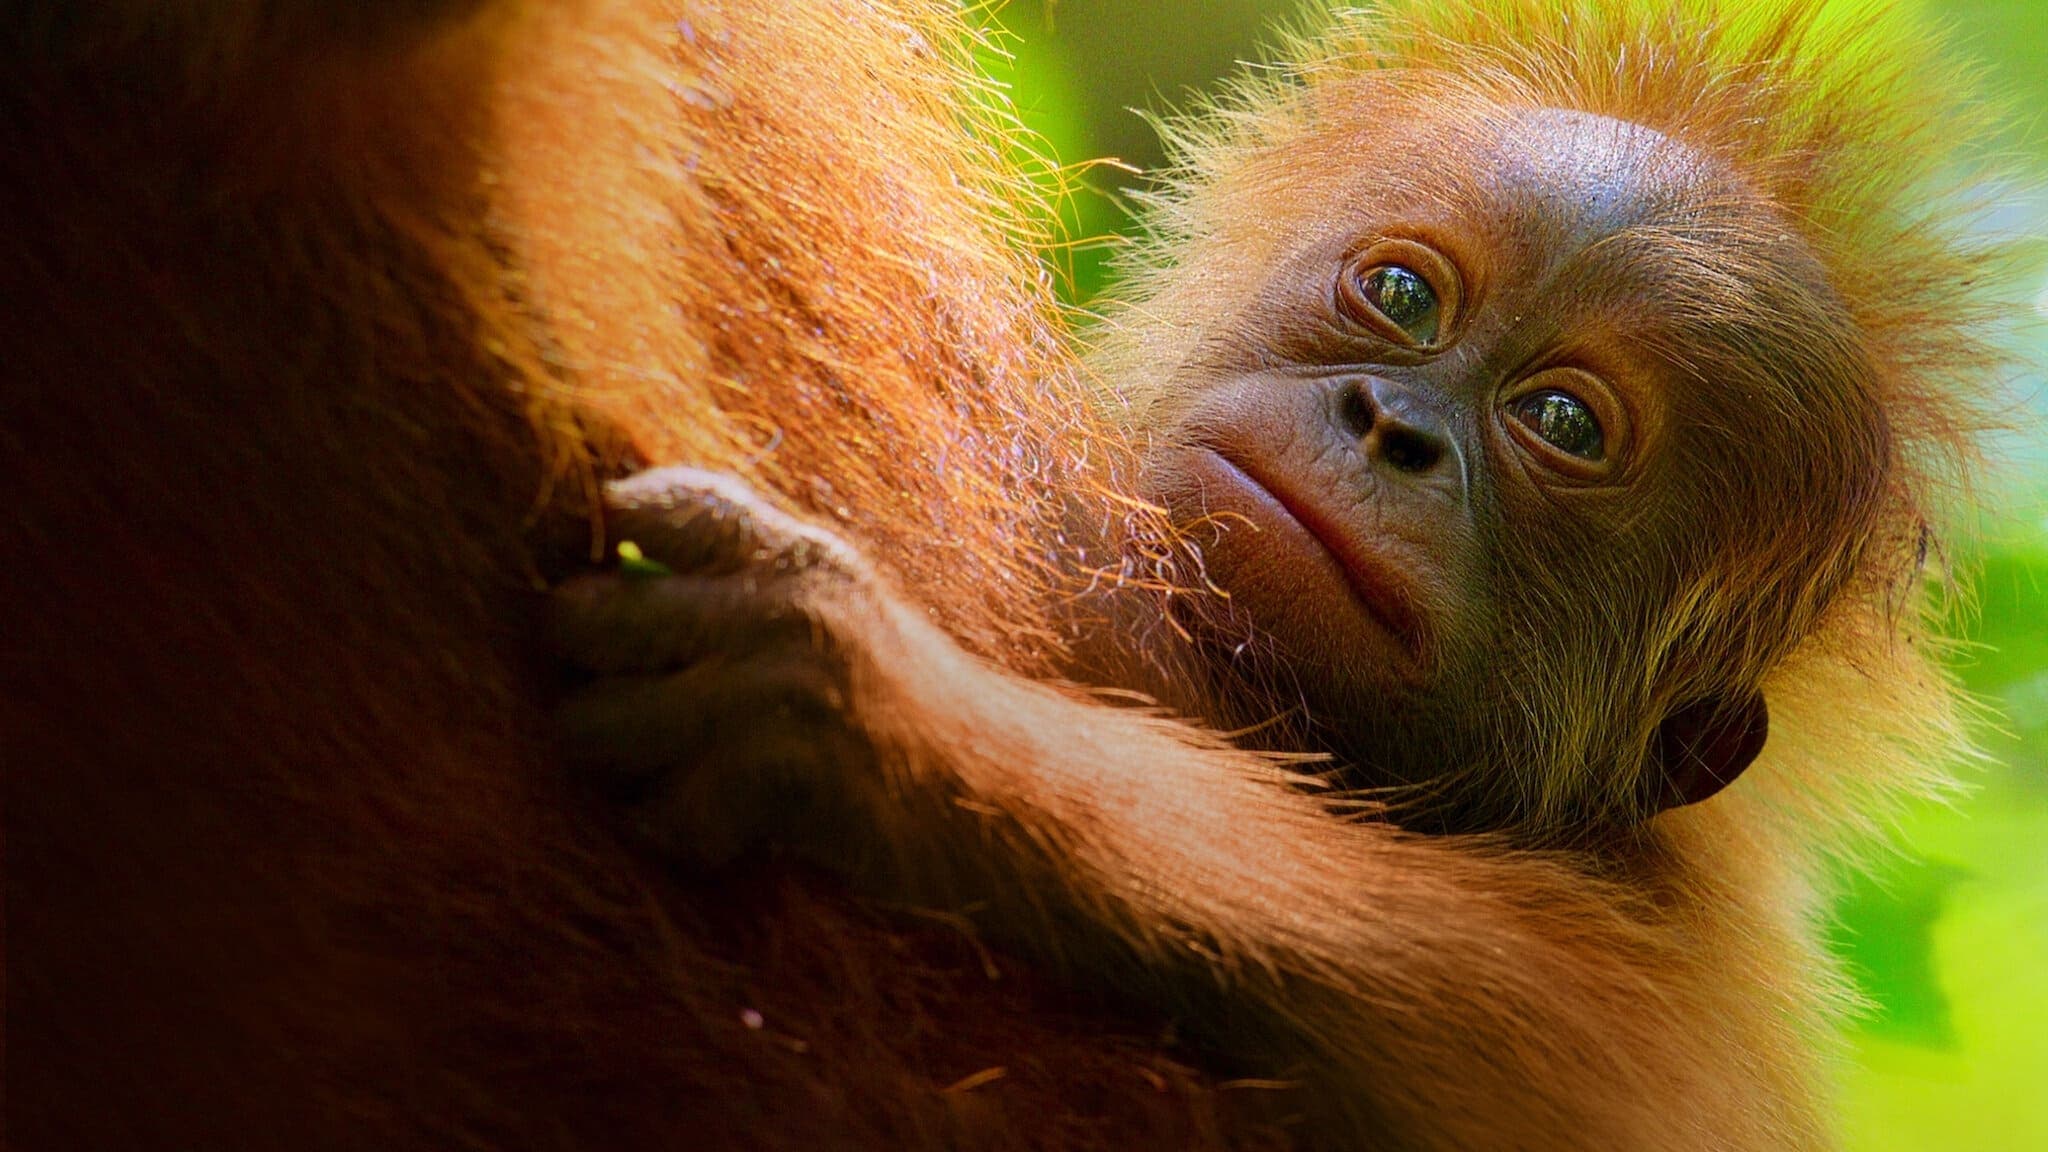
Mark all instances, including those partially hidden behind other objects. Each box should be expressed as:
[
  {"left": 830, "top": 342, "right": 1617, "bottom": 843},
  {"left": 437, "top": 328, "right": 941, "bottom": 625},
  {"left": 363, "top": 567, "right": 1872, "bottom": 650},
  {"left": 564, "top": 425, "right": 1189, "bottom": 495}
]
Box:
[{"left": 1202, "top": 448, "right": 1429, "bottom": 664}]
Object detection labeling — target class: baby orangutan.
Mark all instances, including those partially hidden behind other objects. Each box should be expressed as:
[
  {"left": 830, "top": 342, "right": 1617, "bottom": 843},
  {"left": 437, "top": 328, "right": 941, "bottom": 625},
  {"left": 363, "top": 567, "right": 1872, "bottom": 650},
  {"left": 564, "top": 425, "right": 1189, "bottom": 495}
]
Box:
[
  {"left": 553, "top": 4, "right": 2002, "bottom": 1148},
  {"left": 15, "top": 0, "right": 2010, "bottom": 1147}
]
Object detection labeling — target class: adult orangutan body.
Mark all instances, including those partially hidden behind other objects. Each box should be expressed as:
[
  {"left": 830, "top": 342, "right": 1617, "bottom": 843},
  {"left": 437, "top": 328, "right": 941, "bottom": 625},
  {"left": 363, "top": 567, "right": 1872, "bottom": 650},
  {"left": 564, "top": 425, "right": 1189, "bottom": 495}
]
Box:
[{"left": 6, "top": 1, "right": 2006, "bottom": 1151}]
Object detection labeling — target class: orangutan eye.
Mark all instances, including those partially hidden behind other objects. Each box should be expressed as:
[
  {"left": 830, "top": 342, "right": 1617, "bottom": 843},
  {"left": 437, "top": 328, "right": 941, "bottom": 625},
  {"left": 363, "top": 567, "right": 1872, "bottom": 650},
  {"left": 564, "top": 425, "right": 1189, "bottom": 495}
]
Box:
[
  {"left": 1510, "top": 389, "right": 1604, "bottom": 461},
  {"left": 1356, "top": 265, "right": 1441, "bottom": 344}
]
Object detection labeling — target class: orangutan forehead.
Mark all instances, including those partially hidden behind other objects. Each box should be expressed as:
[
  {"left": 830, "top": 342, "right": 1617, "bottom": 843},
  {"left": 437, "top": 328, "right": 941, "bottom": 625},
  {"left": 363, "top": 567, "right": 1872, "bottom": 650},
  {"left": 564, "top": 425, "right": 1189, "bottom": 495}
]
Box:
[
  {"left": 1479, "top": 108, "right": 1723, "bottom": 240},
  {"left": 1441, "top": 105, "right": 1839, "bottom": 336}
]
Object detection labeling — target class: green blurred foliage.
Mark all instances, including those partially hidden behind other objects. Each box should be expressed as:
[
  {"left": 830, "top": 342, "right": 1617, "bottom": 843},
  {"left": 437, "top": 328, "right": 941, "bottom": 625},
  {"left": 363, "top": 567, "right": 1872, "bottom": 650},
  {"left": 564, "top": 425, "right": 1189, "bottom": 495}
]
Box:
[{"left": 988, "top": 2, "right": 2048, "bottom": 1146}]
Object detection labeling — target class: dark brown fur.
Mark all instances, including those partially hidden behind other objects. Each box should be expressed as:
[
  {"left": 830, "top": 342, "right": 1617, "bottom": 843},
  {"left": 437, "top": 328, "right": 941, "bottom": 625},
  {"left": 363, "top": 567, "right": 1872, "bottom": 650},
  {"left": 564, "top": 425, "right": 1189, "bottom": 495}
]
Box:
[
  {"left": 6, "top": 2, "right": 1254, "bottom": 1148},
  {"left": 4, "top": 1, "right": 2008, "bottom": 1149}
]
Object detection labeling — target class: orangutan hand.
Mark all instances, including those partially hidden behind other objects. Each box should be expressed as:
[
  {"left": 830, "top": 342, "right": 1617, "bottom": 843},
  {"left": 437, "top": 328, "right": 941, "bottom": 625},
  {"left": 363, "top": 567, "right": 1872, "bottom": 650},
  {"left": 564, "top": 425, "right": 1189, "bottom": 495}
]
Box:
[{"left": 550, "top": 466, "right": 911, "bottom": 867}]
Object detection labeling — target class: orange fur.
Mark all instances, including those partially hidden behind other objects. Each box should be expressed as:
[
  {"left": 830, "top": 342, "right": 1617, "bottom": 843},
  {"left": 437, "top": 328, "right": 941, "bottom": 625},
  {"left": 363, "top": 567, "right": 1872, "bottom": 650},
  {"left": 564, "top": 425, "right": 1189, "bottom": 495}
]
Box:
[
  {"left": 7, "top": 2, "right": 1241, "bottom": 1148},
  {"left": 4, "top": 0, "right": 2015, "bottom": 1149}
]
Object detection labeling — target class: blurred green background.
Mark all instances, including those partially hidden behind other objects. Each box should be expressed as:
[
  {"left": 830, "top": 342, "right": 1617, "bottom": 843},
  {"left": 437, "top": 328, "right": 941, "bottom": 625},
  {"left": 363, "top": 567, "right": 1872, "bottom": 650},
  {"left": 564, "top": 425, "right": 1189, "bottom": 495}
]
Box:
[{"left": 986, "top": 1, "right": 2047, "bottom": 1146}]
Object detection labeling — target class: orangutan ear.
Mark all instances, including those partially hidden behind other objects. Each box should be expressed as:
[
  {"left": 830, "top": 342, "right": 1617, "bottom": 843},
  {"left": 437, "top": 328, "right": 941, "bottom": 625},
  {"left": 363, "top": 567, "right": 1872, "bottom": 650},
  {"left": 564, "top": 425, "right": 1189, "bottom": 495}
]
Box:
[{"left": 1644, "top": 691, "right": 1769, "bottom": 814}]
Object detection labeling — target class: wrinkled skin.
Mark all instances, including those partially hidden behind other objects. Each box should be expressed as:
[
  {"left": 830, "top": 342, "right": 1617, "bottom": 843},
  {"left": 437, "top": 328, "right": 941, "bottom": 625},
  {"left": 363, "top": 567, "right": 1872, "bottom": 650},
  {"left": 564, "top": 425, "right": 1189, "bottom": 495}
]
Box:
[
  {"left": 1129, "top": 107, "right": 1849, "bottom": 828},
  {"left": 553, "top": 469, "right": 897, "bottom": 868}
]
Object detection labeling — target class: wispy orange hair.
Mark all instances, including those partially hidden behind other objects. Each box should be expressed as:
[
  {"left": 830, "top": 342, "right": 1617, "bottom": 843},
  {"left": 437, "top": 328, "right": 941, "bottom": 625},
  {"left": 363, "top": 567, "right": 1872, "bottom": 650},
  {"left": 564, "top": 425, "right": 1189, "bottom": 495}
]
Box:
[
  {"left": 1099, "top": 0, "right": 2021, "bottom": 833},
  {"left": 1084, "top": 0, "right": 2028, "bottom": 1085}
]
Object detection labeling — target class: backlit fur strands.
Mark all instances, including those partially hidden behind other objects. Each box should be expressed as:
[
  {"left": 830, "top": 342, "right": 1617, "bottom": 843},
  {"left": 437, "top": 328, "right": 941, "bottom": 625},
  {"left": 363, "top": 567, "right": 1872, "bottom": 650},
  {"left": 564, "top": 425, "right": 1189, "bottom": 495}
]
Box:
[
  {"left": 1098, "top": 0, "right": 2007, "bottom": 833},
  {"left": 492, "top": 0, "right": 1110, "bottom": 666},
  {"left": 6, "top": 1, "right": 2021, "bottom": 1150},
  {"left": 5, "top": 1, "right": 1265, "bottom": 1148}
]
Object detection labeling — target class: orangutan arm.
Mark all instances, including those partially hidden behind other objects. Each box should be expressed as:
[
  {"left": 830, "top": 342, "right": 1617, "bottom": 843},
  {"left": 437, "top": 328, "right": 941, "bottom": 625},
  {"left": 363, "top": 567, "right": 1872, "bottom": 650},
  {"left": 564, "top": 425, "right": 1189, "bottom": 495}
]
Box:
[{"left": 550, "top": 467, "right": 1815, "bottom": 1152}]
